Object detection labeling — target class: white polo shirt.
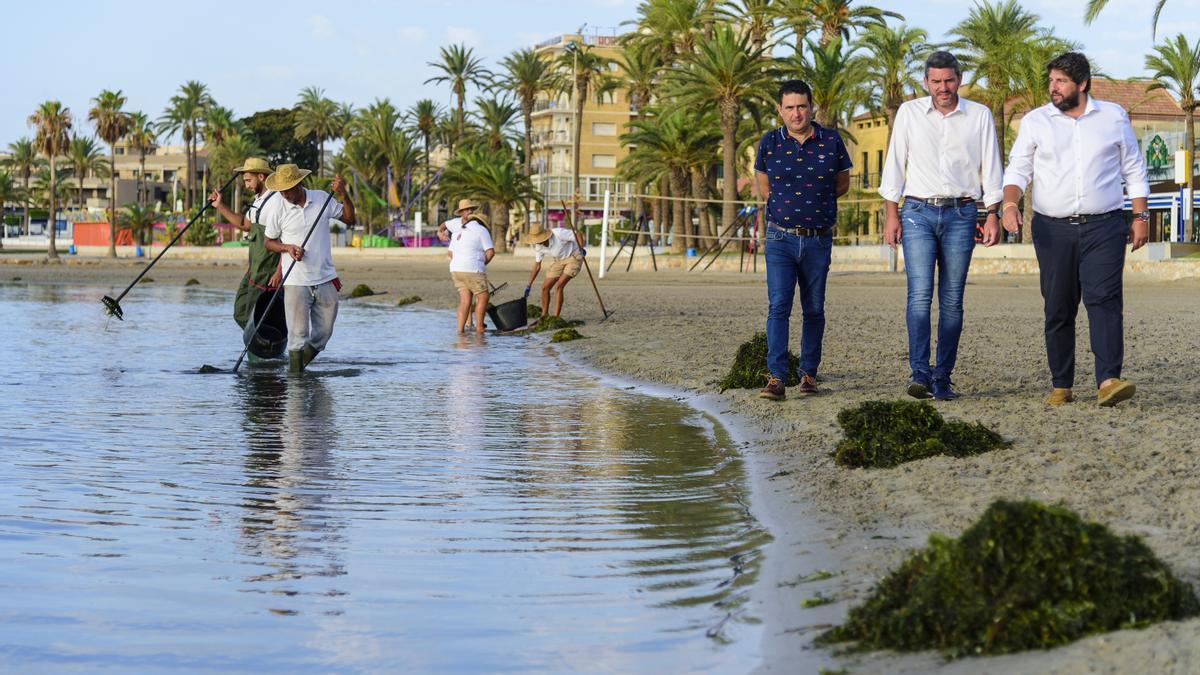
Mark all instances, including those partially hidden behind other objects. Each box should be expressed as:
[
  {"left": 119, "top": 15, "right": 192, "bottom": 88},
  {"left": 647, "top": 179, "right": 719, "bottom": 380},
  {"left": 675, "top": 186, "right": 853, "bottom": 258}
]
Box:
[
  {"left": 533, "top": 227, "right": 581, "bottom": 262},
  {"left": 262, "top": 189, "right": 343, "bottom": 287},
  {"left": 448, "top": 221, "right": 494, "bottom": 274}
]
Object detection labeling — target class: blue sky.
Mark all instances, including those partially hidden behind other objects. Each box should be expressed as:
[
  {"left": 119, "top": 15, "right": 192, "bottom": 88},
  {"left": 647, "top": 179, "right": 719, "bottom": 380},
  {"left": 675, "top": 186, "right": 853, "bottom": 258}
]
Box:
[{"left": 4, "top": 0, "right": 1200, "bottom": 147}]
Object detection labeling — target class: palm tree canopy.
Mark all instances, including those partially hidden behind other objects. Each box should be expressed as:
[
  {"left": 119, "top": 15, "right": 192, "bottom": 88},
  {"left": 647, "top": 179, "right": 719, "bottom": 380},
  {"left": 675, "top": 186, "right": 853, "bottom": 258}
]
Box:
[
  {"left": 1084, "top": 0, "right": 1168, "bottom": 38},
  {"left": 88, "top": 90, "right": 132, "bottom": 147},
  {"left": 156, "top": 80, "right": 212, "bottom": 143},
  {"left": 1145, "top": 33, "right": 1200, "bottom": 111},
  {"left": 4, "top": 138, "right": 41, "bottom": 179},
  {"left": 621, "top": 0, "right": 714, "bottom": 62},
  {"left": 29, "top": 100, "right": 73, "bottom": 159},
  {"left": 424, "top": 44, "right": 492, "bottom": 102},
  {"left": 405, "top": 99, "right": 443, "bottom": 139},
  {"left": 810, "top": 0, "right": 903, "bottom": 46},
  {"left": 498, "top": 48, "right": 554, "bottom": 110},
  {"left": 294, "top": 86, "right": 344, "bottom": 143},
  {"left": 125, "top": 112, "right": 158, "bottom": 156},
  {"left": 948, "top": 0, "right": 1040, "bottom": 110},
  {"left": 67, "top": 135, "right": 111, "bottom": 180},
  {"left": 855, "top": 23, "right": 929, "bottom": 114},
  {"left": 667, "top": 24, "right": 775, "bottom": 113},
  {"left": 470, "top": 96, "right": 522, "bottom": 151}
]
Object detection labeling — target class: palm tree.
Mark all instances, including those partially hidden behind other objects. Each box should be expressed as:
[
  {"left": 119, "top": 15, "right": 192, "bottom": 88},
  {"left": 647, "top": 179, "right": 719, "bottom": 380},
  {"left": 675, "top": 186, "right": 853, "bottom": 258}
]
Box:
[
  {"left": 773, "top": 0, "right": 817, "bottom": 59},
  {"left": 622, "top": 0, "right": 714, "bottom": 64},
  {"left": 0, "top": 171, "right": 22, "bottom": 248},
  {"left": 28, "top": 101, "right": 72, "bottom": 258},
  {"left": 125, "top": 112, "right": 157, "bottom": 208},
  {"left": 424, "top": 44, "right": 491, "bottom": 144},
  {"left": 1085, "top": 0, "right": 1169, "bottom": 38},
  {"left": 208, "top": 134, "right": 265, "bottom": 211},
  {"left": 294, "top": 87, "right": 343, "bottom": 176},
  {"left": 119, "top": 203, "right": 157, "bottom": 247},
  {"left": 615, "top": 43, "right": 662, "bottom": 115},
  {"left": 66, "top": 135, "right": 111, "bottom": 212},
  {"left": 157, "top": 80, "right": 212, "bottom": 210},
  {"left": 809, "top": 0, "right": 903, "bottom": 47},
  {"left": 3, "top": 138, "right": 40, "bottom": 235},
  {"left": 439, "top": 147, "right": 542, "bottom": 253},
  {"left": 792, "top": 37, "right": 871, "bottom": 130},
  {"left": 89, "top": 89, "right": 132, "bottom": 258},
  {"left": 552, "top": 41, "right": 614, "bottom": 221},
  {"left": 471, "top": 96, "right": 522, "bottom": 151},
  {"left": 1146, "top": 33, "right": 1200, "bottom": 236},
  {"left": 498, "top": 48, "right": 553, "bottom": 181},
  {"left": 404, "top": 99, "right": 443, "bottom": 221},
  {"left": 718, "top": 0, "right": 779, "bottom": 53},
  {"left": 855, "top": 23, "right": 929, "bottom": 147},
  {"left": 668, "top": 25, "right": 775, "bottom": 236},
  {"left": 204, "top": 105, "right": 242, "bottom": 149}
]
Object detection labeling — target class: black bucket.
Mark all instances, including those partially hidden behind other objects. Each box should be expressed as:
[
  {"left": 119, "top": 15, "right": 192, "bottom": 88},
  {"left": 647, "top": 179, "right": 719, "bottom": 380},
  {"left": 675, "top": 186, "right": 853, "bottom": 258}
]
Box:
[
  {"left": 487, "top": 297, "right": 528, "bottom": 332},
  {"left": 242, "top": 289, "right": 288, "bottom": 359}
]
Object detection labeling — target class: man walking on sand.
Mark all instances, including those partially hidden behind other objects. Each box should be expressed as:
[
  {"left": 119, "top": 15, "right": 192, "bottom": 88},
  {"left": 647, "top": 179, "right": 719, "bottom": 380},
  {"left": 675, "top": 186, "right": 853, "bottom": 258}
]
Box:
[
  {"left": 1002, "top": 52, "right": 1149, "bottom": 407},
  {"left": 261, "top": 164, "right": 356, "bottom": 373},
  {"left": 523, "top": 223, "right": 585, "bottom": 317},
  {"left": 209, "top": 157, "right": 281, "bottom": 330},
  {"left": 448, "top": 212, "right": 495, "bottom": 334},
  {"left": 755, "top": 79, "right": 852, "bottom": 401},
  {"left": 879, "top": 51, "right": 1005, "bottom": 401}
]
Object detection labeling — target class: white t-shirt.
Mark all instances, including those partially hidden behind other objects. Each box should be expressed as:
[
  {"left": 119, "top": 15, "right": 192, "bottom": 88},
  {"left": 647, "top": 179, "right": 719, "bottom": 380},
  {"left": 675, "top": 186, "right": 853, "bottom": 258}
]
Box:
[
  {"left": 247, "top": 190, "right": 277, "bottom": 225},
  {"left": 534, "top": 227, "right": 581, "bottom": 263},
  {"left": 448, "top": 221, "right": 494, "bottom": 274},
  {"left": 441, "top": 216, "right": 465, "bottom": 236},
  {"left": 262, "top": 189, "right": 343, "bottom": 287}
]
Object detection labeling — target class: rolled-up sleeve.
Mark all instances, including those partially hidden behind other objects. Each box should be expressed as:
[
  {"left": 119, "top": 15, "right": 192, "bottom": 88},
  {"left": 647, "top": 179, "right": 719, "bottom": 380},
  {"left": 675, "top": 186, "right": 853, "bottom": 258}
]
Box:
[
  {"left": 877, "top": 106, "right": 907, "bottom": 203},
  {"left": 979, "top": 108, "right": 1004, "bottom": 205},
  {"left": 1003, "top": 114, "right": 1037, "bottom": 192},
  {"left": 1118, "top": 110, "right": 1150, "bottom": 199}
]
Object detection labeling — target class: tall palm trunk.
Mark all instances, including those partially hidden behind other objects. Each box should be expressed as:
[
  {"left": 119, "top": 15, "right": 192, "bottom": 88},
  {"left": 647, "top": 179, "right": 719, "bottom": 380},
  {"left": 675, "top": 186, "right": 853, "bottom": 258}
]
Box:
[
  {"left": 670, "top": 168, "right": 689, "bottom": 254},
  {"left": 23, "top": 172, "right": 32, "bottom": 235},
  {"left": 719, "top": 98, "right": 739, "bottom": 237},
  {"left": 522, "top": 105, "right": 534, "bottom": 234},
  {"left": 690, "top": 168, "right": 710, "bottom": 250},
  {"left": 138, "top": 153, "right": 147, "bottom": 207},
  {"left": 107, "top": 146, "right": 118, "bottom": 257},
  {"left": 47, "top": 158, "right": 59, "bottom": 259},
  {"left": 491, "top": 200, "right": 509, "bottom": 254},
  {"left": 652, "top": 180, "right": 665, "bottom": 248},
  {"left": 571, "top": 79, "right": 586, "bottom": 226}
]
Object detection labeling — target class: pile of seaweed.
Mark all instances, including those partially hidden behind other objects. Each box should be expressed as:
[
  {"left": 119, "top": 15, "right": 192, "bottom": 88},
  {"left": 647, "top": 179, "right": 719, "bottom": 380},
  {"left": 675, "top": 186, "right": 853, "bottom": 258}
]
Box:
[
  {"left": 395, "top": 295, "right": 421, "bottom": 307},
  {"left": 532, "top": 315, "right": 582, "bottom": 333},
  {"left": 834, "top": 400, "right": 1009, "bottom": 468},
  {"left": 550, "top": 328, "right": 583, "bottom": 343},
  {"left": 527, "top": 304, "right": 543, "bottom": 320},
  {"left": 718, "top": 332, "right": 799, "bottom": 391},
  {"left": 349, "top": 283, "right": 375, "bottom": 298},
  {"left": 817, "top": 500, "right": 1200, "bottom": 657}
]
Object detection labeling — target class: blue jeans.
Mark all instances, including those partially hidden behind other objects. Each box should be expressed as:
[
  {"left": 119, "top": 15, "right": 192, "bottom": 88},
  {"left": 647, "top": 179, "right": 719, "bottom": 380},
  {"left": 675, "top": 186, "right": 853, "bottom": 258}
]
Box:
[
  {"left": 765, "top": 226, "right": 833, "bottom": 380},
  {"left": 900, "top": 200, "right": 977, "bottom": 383}
]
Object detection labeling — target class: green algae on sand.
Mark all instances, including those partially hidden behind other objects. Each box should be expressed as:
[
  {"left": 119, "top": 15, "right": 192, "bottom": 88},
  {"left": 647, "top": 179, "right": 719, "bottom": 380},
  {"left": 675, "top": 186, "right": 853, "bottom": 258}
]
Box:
[{"left": 834, "top": 400, "right": 1009, "bottom": 468}]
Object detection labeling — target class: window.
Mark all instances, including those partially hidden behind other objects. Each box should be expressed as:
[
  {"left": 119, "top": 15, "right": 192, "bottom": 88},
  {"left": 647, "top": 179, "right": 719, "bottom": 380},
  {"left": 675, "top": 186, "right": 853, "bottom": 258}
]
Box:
[
  {"left": 592, "top": 154, "right": 616, "bottom": 168},
  {"left": 592, "top": 122, "right": 616, "bottom": 136}
]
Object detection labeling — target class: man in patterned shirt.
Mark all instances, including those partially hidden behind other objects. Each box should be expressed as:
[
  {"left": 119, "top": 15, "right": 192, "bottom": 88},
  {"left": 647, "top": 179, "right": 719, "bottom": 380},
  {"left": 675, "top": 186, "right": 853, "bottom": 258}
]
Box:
[{"left": 754, "top": 79, "right": 852, "bottom": 401}]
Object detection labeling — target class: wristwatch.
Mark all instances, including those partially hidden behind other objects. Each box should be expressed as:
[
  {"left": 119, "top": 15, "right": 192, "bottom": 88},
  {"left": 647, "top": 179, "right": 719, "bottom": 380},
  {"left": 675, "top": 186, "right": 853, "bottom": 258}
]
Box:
[
  {"left": 986, "top": 208, "right": 999, "bottom": 216},
  {"left": 1133, "top": 210, "right": 1150, "bottom": 222}
]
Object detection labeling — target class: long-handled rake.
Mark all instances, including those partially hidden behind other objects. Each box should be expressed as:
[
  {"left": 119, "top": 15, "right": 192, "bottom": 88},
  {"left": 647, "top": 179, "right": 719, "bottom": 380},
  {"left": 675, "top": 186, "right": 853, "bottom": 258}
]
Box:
[
  {"left": 560, "top": 202, "right": 613, "bottom": 322},
  {"left": 102, "top": 173, "right": 240, "bottom": 320}
]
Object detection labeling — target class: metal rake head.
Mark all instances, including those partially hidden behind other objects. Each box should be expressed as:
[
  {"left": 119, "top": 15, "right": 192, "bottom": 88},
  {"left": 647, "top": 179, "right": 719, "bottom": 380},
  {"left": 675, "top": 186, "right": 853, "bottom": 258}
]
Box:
[{"left": 101, "top": 295, "right": 124, "bottom": 321}]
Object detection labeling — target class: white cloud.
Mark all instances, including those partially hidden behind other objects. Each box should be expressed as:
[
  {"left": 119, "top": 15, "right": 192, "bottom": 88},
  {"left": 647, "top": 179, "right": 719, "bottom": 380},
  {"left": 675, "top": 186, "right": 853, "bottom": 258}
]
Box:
[
  {"left": 445, "top": 26, "right": 478, "bottom": 46},
  {"left": 398, "top": 26, "right": 427, "bottom": 43},
  {"left": 307, "top": 15, "right": 335, "bottom": 40}
]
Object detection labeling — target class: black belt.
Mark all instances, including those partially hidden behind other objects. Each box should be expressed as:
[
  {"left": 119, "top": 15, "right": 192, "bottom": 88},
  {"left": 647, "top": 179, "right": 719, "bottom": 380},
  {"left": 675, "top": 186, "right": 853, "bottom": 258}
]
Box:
[
  {"left": 907, "top": 196, "right": 975, "bottom": 207},
  {"left": 768, "top": 222, "right": 829, "bottom": 237},
  {"left": 1040, "top": 210, "right": 1123, "bottom": 226}
]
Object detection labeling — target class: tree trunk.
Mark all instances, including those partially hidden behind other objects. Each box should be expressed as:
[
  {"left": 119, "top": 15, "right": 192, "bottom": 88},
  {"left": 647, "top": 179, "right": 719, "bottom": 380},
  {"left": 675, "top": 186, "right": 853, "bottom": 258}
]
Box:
[
  {"left": 670, "top": 167, "right": 688, "bottom": 255},
  {"left": 652, "top": 180, "right": 665, "bottom": 249},
  {"left": 1187, "top": 107, "right": 1196, "bottom": 241},
  {"left": 522, "top": 104, "right": 534, "bottom": 233},
  {"left": 23, "top": 173, "right": 31, "bottom": 236},
  {"left": 491, "top": 200, "right": 509, "bottom": 254},
  {"left": 720, "top": 98, "right": 739, "bottom": 241},
  {"left": 139, "top": 154, "right": 147, "bottom": 208},
  {"left": 47, "top": 158, "right": 58, "bottom": 259},
  {"left": 108, "top": 146, "right": 117, "bottom": 258},
  {"left": 572, "top": 77, "right": 586, "bottom": 227},
  {"left": 690, "top": 168, "right": 710, "bottom": 250}
]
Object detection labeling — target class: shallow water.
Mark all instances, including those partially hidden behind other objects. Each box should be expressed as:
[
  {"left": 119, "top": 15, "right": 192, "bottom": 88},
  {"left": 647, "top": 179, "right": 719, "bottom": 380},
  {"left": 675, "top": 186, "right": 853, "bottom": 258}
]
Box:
[{"left": 0, "top": 282, "right": 771, "bottom": 673}]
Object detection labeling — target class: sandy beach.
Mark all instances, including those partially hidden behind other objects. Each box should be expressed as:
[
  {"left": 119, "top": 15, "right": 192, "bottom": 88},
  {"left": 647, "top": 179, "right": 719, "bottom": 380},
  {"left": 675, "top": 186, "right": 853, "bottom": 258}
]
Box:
[{"left": 7, "top": 250, "right": 1200, "bottom": 673}]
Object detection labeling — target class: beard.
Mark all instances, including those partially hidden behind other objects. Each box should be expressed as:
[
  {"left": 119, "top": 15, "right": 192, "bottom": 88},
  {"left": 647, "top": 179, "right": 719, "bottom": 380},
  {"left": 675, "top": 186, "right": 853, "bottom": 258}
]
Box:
[{"left": 1052, "top": 89, "right": 1081, "bottom": 111}]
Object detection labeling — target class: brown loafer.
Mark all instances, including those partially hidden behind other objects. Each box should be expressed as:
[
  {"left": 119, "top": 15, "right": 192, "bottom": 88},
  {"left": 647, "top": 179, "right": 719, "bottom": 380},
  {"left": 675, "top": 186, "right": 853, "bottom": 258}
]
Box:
[
  {"left": 759, "top": 376, "right": 785, "bottom": 401},
  {"left": 1097, "top": 379, "right": 1135, "bottom": 407},
  {"left": 1045, "top": 388, "right": 1074, "bottom": 406},
  {"left": 797, "top": 374, "right": 818, "bottom": 396}
]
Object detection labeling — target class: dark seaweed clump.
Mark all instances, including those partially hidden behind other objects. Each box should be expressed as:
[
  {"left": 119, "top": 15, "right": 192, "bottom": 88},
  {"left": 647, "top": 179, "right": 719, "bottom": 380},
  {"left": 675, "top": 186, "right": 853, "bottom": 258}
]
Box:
[
  {"left": 834, "top": 400, "right": 1009, "bottom": 468},
  {"left": 817, "top": 500, "right": 1200, "bottom": 657},
  {"left": 718, "top": 332, "right": 799, "bottom": 391},
  {"left": 349, "top": 283, "right": 374, "bottom": 298},
  {"left": 527, "top": 304, "right": 542, "bottom": 320},
  {"left": 550, "top": 328, "right": 583, "bottom": 343},
  {"left": 533, "top": 315, "right": 582, "bottom": 333},
  {"left": 395, "top": 295, "right": 421, "bottom": 307},
  {"left": 185, "top": 278, "right": 200, "bottom": 286}
]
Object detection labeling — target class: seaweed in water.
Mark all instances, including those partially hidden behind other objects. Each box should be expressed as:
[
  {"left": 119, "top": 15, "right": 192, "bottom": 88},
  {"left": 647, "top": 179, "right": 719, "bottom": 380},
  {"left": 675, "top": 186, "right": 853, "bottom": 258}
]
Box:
[
  {"left": 349, "top": 283, "right": 375, "bottom": 298},
  {"left": 185, "top": 278, "right": 200, "bottom": 286},
  {"left": 717, "top": 332, "right": 800, "bottom": 391},
  {"left": 816, "top": 500, "right": 1200, "bottom": 657},
  {"left": 550, "top": 328, "right": 583, "bottom": 343},
  {"left": 396, "top": 295, "right": 421, "bottom": 307},
  {"left": 533, "top": 315, "right": 582, "bottom": 333},
  {"left": 833, "top": 400, "right": 1010, "bottom": 468}
]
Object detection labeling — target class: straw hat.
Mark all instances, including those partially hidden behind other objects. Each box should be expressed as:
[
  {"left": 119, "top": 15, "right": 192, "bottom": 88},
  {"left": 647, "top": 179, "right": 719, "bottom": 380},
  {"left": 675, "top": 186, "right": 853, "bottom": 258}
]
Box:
[
  {"left": 455, "top": 198, "right": 480, "bottom": 214},
  {"left": 465, "top": 213, "right": 489, "bottom": 228},
  {"left": 265, "top": 164, "right": 311, "bottom": 192},
  {"left": 523, "top": 226, "right": 552, "bottom": 245},
  {"left": 235, "top": 157, "right": 273, "bottom": 175}
]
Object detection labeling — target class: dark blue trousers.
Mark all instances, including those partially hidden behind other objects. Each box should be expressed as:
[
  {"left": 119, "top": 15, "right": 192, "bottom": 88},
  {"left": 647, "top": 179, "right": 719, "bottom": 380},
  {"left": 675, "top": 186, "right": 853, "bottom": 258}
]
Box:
[{"left": 1031, "top": 211, "right": 1127, "bottom": 388}]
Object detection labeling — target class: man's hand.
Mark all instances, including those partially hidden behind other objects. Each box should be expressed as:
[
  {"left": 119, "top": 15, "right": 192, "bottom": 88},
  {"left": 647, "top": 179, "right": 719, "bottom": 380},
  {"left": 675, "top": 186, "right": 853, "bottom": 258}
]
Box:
[
  {"left": 285, "top": 244, "right": 304, "bottom": 261},
  {"left": 209, "top": 189, "right": 223, "bottom": 210},
  {"left": 437, "top": 224, "right": 450, "bottom": 243},
  {"left": 1001, "top": 205, "right": 1021, "bottom": 234},
  {"left": 579, "top": 248, "right": 587, "bottom": 257},
  {"left": 267, "top": 268, "right": 282, "bottom": 289},
  {"left": 523, "top": 285, "right": 531, "bottom": 298},
  {"left": 883, "top": 211, "right": 902, "bottom": 250},
  {"left": 330, "top": 176, "right": 347, "bottom": 198},
  {"left": 1129, "top": 218, "right": 1149, "bottom": 251},
  {"left": 981, "top": 214, "right": 1001, "bottom": 247}
]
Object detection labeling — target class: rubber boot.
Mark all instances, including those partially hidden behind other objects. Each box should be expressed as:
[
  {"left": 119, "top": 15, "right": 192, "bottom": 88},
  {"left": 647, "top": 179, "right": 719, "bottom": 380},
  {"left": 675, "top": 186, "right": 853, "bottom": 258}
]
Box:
[
  {"left": 300, "top": 344, "right": 319, "bottom": 370},
  {"left": 288, "top": 350, "right": 304, "bottom": 374}
]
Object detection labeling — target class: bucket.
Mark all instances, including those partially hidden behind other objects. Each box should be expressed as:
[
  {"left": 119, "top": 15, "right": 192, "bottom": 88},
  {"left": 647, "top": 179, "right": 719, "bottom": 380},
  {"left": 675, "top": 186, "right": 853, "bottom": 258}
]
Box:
[
  {"left": 487, "top": 297, "right": 528, "bottom": 332},
  {"left": 686, "top": 247, "right": 697, "bottom": 257},
  {"left": 242, "top": 289, "right": 288, "bottom": 359}
]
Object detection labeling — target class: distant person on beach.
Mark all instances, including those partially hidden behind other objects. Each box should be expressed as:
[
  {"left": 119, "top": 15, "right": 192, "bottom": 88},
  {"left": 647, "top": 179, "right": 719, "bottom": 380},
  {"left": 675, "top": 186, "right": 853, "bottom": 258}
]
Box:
[
  {"left": 523, "top": 223, "right": 584, "bottom": 318},
  {"left": 209, "top": 158, "right": 281, "bottom": 330},
  {"left": 447, "top": 213, "right": 495, "bottom": 334},
  {"left": 261, "top": 164, "right": 356, "bottom": 373},
  {"left": 437, "top": 199, "right": 480, "bottom": 243},
  {"left": 1001, "top": 51, "right": 1149, "bottom": 407},
  {"left": 879, "top": 51, "right": 1004, "bottom": 401},
  {"left": 754, "top": 79, "right": 852, "bottom": 401}
]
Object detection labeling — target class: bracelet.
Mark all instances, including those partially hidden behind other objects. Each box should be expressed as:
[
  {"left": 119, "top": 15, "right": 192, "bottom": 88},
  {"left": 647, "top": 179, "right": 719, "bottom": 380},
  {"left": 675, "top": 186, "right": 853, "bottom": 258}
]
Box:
[{"left": 1002, "top": 202, "right": 1019, "bottom": 212}]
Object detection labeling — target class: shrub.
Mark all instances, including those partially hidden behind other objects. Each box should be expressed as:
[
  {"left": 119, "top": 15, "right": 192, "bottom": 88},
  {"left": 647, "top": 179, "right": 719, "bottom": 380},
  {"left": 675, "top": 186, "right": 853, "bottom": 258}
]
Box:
[
  {"left": 718, "top": 332, "right": 799, "bottom": 391},
  {"left": 817, "top": 500, "right": 1200, "bottom": 657},
  {"left": 833, "top": 400, "right": 1009, "bottom": 468}
]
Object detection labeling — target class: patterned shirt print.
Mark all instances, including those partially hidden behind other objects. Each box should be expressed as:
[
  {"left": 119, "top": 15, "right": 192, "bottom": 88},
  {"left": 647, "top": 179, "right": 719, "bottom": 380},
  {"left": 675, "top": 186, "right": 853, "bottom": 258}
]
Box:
[{"left": 754, "top": 123, "right": 853, "bottom": 229}]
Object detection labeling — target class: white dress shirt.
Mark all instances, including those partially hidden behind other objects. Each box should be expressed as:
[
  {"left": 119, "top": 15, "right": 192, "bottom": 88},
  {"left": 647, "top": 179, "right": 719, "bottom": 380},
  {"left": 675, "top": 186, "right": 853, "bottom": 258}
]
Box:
[
  {"left": 878, "top": 95, "right": 1004, "bottom": 205},
  {"left": 261, "top": 189, "right": 342, "bottom": 286},
  {"left": 1003, "top": 96, "right": 1150, "bottom": 218}
]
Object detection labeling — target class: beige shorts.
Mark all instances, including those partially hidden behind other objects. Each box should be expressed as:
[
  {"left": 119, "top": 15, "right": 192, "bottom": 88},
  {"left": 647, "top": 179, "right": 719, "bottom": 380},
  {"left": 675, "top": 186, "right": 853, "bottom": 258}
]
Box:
[
  {"left": 546, "top": 255, "right": 582, "bottom": 280},
  {"left": 451, "top": 271, "right": 488, "bottom": 296}
]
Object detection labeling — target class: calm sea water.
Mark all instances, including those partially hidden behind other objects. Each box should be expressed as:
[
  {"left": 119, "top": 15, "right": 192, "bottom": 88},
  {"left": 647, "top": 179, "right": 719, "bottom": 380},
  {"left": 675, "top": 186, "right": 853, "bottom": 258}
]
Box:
[{"left": 0, "top": 281, "right": 771, "bottom": 673}]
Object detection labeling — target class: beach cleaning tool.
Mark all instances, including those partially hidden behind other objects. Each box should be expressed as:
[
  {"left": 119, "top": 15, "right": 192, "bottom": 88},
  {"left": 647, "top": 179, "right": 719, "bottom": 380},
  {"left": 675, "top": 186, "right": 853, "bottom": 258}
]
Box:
[
  {"left": 560, "top": 201, "right": 614, "bottom": 323},
  {"left": 101, "top": 172, "right": 239, "bottom": 320}
]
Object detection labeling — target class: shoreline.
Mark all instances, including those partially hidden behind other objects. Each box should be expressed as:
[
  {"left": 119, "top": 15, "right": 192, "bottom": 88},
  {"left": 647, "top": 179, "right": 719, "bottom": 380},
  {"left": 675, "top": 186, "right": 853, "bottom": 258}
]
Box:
[{"left": 7, "top": 254, "right": 1200, "bottom": 673}]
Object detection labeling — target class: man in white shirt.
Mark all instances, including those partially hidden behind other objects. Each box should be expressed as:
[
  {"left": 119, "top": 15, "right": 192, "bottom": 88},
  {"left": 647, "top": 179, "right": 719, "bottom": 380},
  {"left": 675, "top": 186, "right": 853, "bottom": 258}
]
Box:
[
  {"left": 261, "top": 164, "right": 356, "bottom": 373},
  {"left": 523, "top": 224, "right": 585, "bottom": 317},
  {"left": 447, "top": 213, "right": 495, "bottom": 334},
  {"left": 1001, "top": 52, "right": 1150, "bottom": 407},
  {"left": 437, "top": 198, "right": 480, "bottom": 243},
  {"left": 880, "top": 51, "right": 1004, "bottom": 402}
]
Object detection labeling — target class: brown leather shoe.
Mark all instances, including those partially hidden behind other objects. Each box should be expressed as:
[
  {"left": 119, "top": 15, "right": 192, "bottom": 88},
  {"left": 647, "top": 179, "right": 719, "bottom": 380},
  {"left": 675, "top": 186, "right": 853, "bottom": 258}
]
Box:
[
  {"left": 1097, "top": 378, "right": 1135, "bottom": 407},
  {"left": 759, "top": 376, "right": 785, "bottom": 401},
  {"left": 1045, "top": 388, "right": 1074, "bottom": 406},
  {"left": 797, "top": 374, "right": 818, "bottom": 395}
]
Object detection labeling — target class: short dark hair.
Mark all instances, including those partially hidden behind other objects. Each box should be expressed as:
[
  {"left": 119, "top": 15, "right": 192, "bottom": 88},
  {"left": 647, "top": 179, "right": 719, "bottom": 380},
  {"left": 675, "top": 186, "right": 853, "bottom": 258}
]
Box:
[
  {"left": 1046, "top": 52, "right": 1091, "bottom": 93},
  {"left": 777, "top": 79, "right": 813, "bottom": 105},
  {"left": 924, "top": 51, "right": 962, "bottom": 77}
]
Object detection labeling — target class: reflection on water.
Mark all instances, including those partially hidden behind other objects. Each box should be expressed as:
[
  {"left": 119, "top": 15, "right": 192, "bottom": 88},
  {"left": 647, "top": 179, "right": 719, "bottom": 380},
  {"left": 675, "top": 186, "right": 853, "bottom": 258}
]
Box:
[{"left": 0, "top": 282, "right": 770, "bottom": 672}]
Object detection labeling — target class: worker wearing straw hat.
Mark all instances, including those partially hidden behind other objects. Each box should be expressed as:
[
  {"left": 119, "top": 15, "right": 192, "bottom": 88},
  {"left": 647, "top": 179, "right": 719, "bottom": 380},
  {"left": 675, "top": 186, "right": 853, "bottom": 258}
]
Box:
[
  {"left": 209, "top": 157, "right": 281, "bottom": 330},
  {"left": 437, "top": 198, "right": 481, "bottom": 243},
  {"left": 261, "top": 164, "right": 356, "bottom": 372},
  {"left": 523, "top": 223, "right": 584, "bottom": 318},
  {"left": 447, "top": 212, "right": 495, "bottom": 334}
]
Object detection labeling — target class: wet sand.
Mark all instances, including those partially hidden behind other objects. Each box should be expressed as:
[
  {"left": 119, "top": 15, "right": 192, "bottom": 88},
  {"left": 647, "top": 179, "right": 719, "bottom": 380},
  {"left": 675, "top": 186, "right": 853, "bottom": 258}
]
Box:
[{"left": 8, "top": 251, "right": 1200, "bottom": 673}]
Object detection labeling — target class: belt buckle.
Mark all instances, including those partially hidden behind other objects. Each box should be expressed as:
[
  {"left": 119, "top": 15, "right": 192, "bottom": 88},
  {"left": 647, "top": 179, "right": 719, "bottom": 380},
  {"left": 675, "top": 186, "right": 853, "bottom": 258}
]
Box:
[{"left": 1067, "top": 215, "right": 1084, "bottom": 226}]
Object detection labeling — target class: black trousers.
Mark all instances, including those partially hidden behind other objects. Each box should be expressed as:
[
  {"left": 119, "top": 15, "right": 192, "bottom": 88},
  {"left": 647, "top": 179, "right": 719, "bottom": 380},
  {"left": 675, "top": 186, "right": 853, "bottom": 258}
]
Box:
[{"left": 1031, "top": 211, "right": 1127, "bottom": 388}]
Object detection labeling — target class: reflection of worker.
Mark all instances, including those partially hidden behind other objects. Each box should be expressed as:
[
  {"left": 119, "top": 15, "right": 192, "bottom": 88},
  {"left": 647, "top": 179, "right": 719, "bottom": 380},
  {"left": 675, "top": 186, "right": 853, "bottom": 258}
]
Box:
[
  {"left": 523, "top": 224, "right": 584, "bottom": 318},
  {"left": 448, "top": 213, "right": 495, "bottom": 334},
  {"left": 437, "top": 199, "right": 480, "bottom": 243},
  {"left": 209, "top": 158, "right": 281, "bottom": 329}
]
